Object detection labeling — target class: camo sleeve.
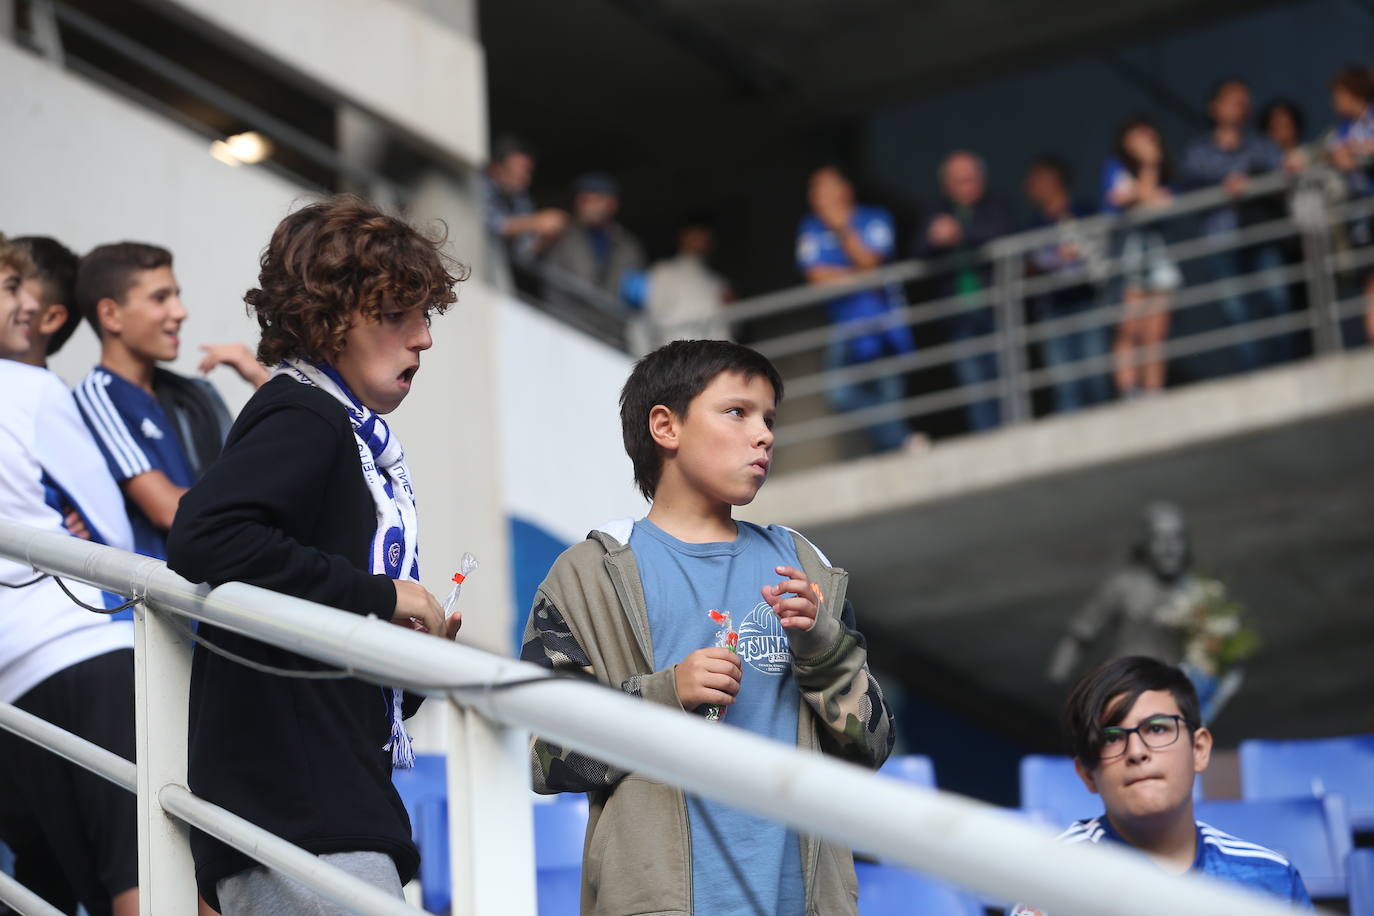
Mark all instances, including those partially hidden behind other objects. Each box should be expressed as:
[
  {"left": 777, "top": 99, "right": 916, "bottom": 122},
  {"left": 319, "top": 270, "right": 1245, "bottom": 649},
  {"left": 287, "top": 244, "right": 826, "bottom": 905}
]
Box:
[
  {"left": 789, "top": 599, "right": 896, "bottom": 769},
  {"left": 521, "top": 591, "right": 633, "bottom": 794}
]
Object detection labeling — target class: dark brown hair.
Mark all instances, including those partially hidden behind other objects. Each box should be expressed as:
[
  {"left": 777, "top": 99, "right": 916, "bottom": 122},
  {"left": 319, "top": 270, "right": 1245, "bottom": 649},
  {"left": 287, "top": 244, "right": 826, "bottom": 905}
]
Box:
[
  {"left": 16, "top": 236, "right": 82, "bottom": 355},
  {"left": 1332, "top": 66, "right": 1374, "bottom": 104},
  {"left": 1062, "top": 656, "right": 1201, "bottom": 769},
  {"left": 75, "top": 242, "right": 172, "bottom": 336},
  {"left": 619, "top": 339, "right": 784, "bottom": 502},
  {"left": 247, "top": 195, "right": 466, "bottom": 365}
]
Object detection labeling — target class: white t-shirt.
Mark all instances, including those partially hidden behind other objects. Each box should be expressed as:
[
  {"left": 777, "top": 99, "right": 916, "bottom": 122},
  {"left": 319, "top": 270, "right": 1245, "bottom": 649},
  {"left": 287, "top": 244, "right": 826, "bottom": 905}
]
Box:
[{"left": 0, "top": 360, "right": 133, "bottom": 703}]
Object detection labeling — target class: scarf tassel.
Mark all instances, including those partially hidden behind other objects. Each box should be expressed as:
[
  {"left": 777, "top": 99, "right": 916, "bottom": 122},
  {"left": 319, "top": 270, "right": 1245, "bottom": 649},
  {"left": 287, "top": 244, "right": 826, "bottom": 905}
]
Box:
[{"left": 383, "top": 687, "right": 416, "bottom": 769}]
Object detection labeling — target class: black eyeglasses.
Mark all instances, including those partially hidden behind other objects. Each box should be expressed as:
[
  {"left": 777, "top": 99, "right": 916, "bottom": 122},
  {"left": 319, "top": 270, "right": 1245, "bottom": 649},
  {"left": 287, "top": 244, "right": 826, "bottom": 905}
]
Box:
[{"left": 1098, "top": 714, "right": 1188, "bottom": 760}]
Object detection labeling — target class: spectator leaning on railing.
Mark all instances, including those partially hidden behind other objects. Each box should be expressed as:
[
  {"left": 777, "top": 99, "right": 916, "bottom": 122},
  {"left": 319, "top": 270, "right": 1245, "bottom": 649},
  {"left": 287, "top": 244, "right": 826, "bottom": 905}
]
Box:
[
  {"left": 1182, "top": 78, "right": 1292, "bottom": 372},
  {"left": 915, "top": 150, "right": 1014, "bottom": 433},
  {"left": 1102, "top": 116, "right": 1181, "bottom": 398},
  {"left": 1321, "top": 65, "right": 1374, "bottom": 345},
  {"left": 1022, "top": 155, "right": 1112, "bottom": 415},
  {"left": 797, "top": 165, "right": 919, "bottom": 453},
  {"left": 481, "top": 135, "right": 568, "bottom": 294},
  {"left": 543, "top": 171, "right": 646, "bottom": 316}
]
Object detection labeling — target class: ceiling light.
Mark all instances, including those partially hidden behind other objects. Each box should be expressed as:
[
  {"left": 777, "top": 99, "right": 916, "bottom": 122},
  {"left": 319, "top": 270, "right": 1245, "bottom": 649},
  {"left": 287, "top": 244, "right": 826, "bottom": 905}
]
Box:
[{"left": 210, "top": 131, "right": 272, "bottom": 167}]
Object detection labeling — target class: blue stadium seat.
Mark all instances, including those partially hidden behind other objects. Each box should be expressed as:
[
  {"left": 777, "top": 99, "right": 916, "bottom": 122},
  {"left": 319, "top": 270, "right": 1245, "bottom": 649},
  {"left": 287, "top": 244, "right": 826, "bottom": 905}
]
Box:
[
  {"left": 1350, "top": 849, "right": 1374, "bottom": 916},
  {"left": 1019, "top": 755, "right": 1101, "bottom": 827},
  {"left": 408, "top": 794, "right": 589, "bottom": 915},
  {"left": 390, "top": 753, "right": 447, "bottom": 843},
  {"left": 1194, "top": 796, "right": 1353, "bottom": 899},
  {"left": 1239, "top": 734, "right": 1374, "bottom": 831},
  {"left": 1020, "top": 754, "right": 1202, "bottom": 828},
  {"left": 856, "top": 861, "right": 983, "bottom": 916},
  {"left": 879, "top": 754, "right": 936, "bottom": 789}
]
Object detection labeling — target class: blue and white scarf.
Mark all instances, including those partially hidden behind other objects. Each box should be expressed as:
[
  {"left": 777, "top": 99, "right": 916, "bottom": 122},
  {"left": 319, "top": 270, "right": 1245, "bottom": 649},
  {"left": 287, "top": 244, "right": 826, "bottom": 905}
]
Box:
[{"left": 274, "top": 358, "right": 418, "bottom": 768}]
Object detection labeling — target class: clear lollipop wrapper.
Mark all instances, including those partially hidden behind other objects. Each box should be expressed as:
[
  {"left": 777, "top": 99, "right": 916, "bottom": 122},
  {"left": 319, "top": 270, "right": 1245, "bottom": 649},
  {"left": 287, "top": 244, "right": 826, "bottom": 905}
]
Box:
[
  {"left": 442, "top": 552, "right": 479, "bottom": 616},
  {"left": 703, "top": 609, "right": 738, "bottom": 722}
]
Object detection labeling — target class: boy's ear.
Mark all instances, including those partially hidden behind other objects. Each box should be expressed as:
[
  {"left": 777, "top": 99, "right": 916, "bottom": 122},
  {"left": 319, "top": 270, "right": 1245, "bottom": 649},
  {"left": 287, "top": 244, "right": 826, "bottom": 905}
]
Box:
[
  {"left": 37, "top": 303, "right": 68, "bottom": 336},
  {"left": 1073, "top": 756, "right": 1100, "bottom": 795},
  {"left": 1191, "top": 726, "right": 1213, "bottom": 775},
  {"left": 96, "top": 297, "right": 122, "bottom": 336},
  {"left": 647, "top": 404, "right": 679, "bottom": 452}
]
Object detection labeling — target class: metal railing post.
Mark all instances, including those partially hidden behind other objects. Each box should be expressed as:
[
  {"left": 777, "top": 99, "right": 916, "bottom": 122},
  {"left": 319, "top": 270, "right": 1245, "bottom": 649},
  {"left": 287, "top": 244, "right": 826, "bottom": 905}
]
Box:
[
  {"left": 994, "top": 248, "right": 1032, "bottom": 424},
  {"left": 134, "top": 602, "right": 198, "bottom": 914},
  {"left": 444, "top": 700, "right": 535, "bottom": 916},
  {"left": 1294, "top": 184, "right": 1341, "bottom": 354}
]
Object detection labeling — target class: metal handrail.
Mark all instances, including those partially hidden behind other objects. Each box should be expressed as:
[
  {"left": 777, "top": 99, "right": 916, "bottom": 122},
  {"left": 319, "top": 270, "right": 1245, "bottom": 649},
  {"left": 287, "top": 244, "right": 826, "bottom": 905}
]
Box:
[{"left": 0, "top": 522, "right": 1324, "bottom": 916}]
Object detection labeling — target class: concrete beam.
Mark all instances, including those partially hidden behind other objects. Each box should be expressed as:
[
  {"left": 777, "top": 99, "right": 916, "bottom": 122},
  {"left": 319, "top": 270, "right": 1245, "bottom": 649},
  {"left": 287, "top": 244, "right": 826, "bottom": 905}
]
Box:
[{"left": 744, "top": 350, "right": 1374, "bottom": 530}]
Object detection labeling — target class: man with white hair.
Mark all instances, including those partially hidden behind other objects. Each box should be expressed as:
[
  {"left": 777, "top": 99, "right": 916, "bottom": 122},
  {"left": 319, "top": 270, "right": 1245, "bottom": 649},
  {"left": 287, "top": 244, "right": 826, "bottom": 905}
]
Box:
[{"left": 917, "top": 150, "right": 1014, "bottom": 432}]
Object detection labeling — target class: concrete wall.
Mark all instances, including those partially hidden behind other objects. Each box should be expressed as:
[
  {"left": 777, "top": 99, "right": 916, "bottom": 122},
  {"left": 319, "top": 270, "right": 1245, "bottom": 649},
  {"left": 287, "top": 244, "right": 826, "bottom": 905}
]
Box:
[{"left": 157, "top": 0, "right": 487, "bottom": 167}]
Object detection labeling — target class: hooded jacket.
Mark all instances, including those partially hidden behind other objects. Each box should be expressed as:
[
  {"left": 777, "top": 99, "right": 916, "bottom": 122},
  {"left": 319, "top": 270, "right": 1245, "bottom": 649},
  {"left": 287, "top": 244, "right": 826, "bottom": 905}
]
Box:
[{"left": 520, "top": 520, "right": 895, "bottom": 915}]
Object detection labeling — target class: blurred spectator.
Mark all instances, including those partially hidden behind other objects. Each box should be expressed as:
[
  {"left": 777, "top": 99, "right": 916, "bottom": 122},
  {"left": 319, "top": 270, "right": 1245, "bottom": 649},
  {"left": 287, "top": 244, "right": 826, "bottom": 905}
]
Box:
[
  {"left": 1258, "top": 98, "right": 1307, "bottom": 157},
  {"left": 797, "top": 165, "right": 916, "bottom": 453},
  {"left": 1182, "top": 78, "right": 1291, "bottom": 371},
  {"left": 1022, "top": 156, "right": 1111, "bottom": 414},
  {"left": 1323, "top": 66, "right": 1374, "bottom": 344},
  {"left": 642, "top": 216, "right": 732, "bottom": 348},
  {"left": 11, "top": 236, "right": 81, "bottom": 369},
  {"left": 1103, "top": 116, "right": 1181, "bottom": 397},
  {"left": 482, "top": 136, "right": 567, "bottom": 292},
  {"left": 917, "top": 150, "right": 1014, "bottom": 432},
  {"left": 544, "top": 172, "right": 646, "bottom": 315}
]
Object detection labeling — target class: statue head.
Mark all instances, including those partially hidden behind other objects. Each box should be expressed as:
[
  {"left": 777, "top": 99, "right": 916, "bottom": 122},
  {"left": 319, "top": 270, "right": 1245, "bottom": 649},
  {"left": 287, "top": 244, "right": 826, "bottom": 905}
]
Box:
[{"left": 1134, "top": 501, "right": 1191, "bottom": 581}]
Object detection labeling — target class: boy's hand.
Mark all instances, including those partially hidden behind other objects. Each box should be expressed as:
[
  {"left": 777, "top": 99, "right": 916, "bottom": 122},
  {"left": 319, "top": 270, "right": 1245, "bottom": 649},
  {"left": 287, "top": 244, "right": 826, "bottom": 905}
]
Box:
[
  {"left": 390, "top": 580, "right": 452, "bottom": 639},
  {"left": 762, "top": 565, "right": 819, "bottom": 631},
  {"left": 674, "top": 648, "right": 742, "bottom": 711}
]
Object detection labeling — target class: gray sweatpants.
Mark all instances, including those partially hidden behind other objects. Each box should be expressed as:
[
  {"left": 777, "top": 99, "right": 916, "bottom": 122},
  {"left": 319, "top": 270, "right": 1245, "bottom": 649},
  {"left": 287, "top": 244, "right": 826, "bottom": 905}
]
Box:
[{"left": 216, "top": 851, "right": 403, "bottom": 915}]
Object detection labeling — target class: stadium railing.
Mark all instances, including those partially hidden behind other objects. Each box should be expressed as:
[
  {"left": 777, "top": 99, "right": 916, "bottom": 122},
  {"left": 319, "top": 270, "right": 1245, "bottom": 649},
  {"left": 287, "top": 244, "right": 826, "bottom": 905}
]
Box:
[
  {"left": 644, "top": 165, "right": 1372, "bottom": 453},
  {"left": 0, "top": 521, "right": 1334, "bottom": 916}
]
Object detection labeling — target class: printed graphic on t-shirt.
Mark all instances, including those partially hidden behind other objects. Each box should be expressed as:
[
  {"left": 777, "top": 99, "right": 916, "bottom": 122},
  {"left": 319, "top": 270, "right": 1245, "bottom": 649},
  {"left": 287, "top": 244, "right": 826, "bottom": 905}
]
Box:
[{"left": 736, "top": 600, "right": 792, "bottom": 676}]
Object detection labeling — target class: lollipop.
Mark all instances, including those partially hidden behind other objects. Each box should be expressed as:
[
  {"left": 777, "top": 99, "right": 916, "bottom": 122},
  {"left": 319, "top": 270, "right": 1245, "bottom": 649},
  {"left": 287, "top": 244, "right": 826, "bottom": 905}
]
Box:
[{"left": 703, "top": 609, "right": 738, "bottom": 722}]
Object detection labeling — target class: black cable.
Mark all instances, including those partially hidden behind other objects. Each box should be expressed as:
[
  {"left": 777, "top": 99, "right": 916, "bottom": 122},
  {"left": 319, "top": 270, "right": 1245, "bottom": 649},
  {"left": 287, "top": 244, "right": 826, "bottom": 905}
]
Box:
[
  {"left": 13, "top": 567, "right": 580, "bottom": 693},
  {"left": 0, "top": 573, "right": 48, "bottom": 589}
]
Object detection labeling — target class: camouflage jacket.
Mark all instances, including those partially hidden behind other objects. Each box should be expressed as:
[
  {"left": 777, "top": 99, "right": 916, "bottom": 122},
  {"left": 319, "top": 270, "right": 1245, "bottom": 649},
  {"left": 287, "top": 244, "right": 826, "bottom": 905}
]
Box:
[{"left": 520, "top": 520, "right": 895, "bottom": 915}]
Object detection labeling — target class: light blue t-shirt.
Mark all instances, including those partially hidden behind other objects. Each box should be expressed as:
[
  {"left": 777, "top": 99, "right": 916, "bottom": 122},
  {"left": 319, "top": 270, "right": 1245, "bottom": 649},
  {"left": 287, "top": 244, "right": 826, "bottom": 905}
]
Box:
[{"left": 630, "top": 518, "right": 806, "bottom": 915}]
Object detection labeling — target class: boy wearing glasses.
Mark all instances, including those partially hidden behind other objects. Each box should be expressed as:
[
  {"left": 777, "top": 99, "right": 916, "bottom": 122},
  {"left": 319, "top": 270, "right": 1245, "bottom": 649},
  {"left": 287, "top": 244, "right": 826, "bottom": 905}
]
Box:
[{"left": 1012, "top": 656, "right": 1311, "bottom": 914}]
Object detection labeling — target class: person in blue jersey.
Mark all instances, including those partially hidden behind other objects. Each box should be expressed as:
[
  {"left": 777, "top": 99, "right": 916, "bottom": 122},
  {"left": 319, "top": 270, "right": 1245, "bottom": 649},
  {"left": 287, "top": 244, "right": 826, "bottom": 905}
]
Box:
[
  {"left": 522, "top": 339, "right": 895, "bottom": 915},
  {"left": 798, "top": 165, "right": 919, "bottom": 453},
  {"left": 71, "top": 242, "right": 261, "bottom": 560},
  {"left": 0, "top": 234, "right": 140, "bottom": 916},
  {"left": 1011, "top": 656, "right": 1311, "bottom": 914}
]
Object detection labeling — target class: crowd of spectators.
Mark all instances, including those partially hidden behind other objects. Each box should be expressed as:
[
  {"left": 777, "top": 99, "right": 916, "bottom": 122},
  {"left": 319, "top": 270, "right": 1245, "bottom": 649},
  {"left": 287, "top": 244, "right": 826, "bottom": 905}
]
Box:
[{"left": 485, "top": 66, "right": 1374, "bottom": 451}]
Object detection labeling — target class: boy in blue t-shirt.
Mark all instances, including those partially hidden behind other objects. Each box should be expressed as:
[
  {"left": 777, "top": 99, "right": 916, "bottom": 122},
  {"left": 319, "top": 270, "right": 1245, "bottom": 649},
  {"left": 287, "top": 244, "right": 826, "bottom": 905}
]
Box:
[
  {"left": 523, "top": 339, "right": 895, "bottom": 915},
  {"left": 72, "top": 242, "right": 255, "bottom": 560},
  {"left": 1011, "top": 656, "right": 1311, "bottom": 914}
]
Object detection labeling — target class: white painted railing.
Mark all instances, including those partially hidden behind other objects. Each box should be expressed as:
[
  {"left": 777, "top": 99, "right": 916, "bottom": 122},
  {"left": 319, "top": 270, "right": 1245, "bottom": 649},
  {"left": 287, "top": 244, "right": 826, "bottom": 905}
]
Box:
[{"left": 0, "top": 521, "right": 1326, "bottom": 916}]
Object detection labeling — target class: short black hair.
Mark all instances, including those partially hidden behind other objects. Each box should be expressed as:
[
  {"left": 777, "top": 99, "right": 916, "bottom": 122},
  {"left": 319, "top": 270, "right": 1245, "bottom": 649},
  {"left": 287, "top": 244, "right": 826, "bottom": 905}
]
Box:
[
  {"left": 491, "top": 134, "right": 533, "bottom": 163},
  {"left": 1332, "top": 65, "right": 1374, "bottom": 104},
  {"left": 619, "top": 340, "right": 784, "bottom": 502},
  {"left": 14, "top": 236, "right": 81, "bottom": 355},
  {"left": 1258, "top": 97, "right": 1306, "bottom": 141},
  {"left": 1062, "top": 656, "right": 1202, "bottom": 768},
  {"left": 75, "top": 242, "right": 173, "bottom": 336},
  {"left": 1207, "top": 76, "right": 1249, "bottom": 107}
]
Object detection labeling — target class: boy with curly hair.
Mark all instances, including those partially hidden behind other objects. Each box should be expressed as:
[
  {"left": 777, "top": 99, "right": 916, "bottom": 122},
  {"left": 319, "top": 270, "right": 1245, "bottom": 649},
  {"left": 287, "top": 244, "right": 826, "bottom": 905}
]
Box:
[{"left": 166, "top": 196, "right": 464, "bottom": 913}]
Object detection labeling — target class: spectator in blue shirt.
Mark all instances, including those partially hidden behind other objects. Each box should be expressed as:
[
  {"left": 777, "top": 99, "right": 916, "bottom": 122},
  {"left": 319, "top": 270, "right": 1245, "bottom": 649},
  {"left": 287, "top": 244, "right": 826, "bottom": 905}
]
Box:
[
  {"left": 1182, "top": 79, "right": 1292, "bottom": 372},
  {"left": 73, "top": 243, "right": 256, "bottom": 560},
  {"left": 1011, "top": 656, "right": 1313, "bottom": 915},
  {"left": 1323, "top": 67, "right": 1374, "bottom": 345},
  {"left": 1023, "top": 156, "right": 1111, "bottom": 414},
  {"left": 797, "top": 165, "right": 917, "bottom": 453},
  {"left": 916, "top": 151, "right": 1015, "bottom": 433}
]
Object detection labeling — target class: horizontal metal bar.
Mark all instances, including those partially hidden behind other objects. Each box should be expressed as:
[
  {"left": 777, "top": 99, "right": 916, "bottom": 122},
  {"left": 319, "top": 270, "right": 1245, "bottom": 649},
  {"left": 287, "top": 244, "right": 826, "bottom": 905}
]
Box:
[
  {"left": 0, "top": 871, "right": 66, "bottom": 916},
  {"left": 0, "top": 523, "right": 1322, "bottom": 916},
  {"left": 158, "top": 785, "right": 421, "bottom": 916},
  {"left": 0, "top": 702, "right": 137, "bottom": 792}
]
